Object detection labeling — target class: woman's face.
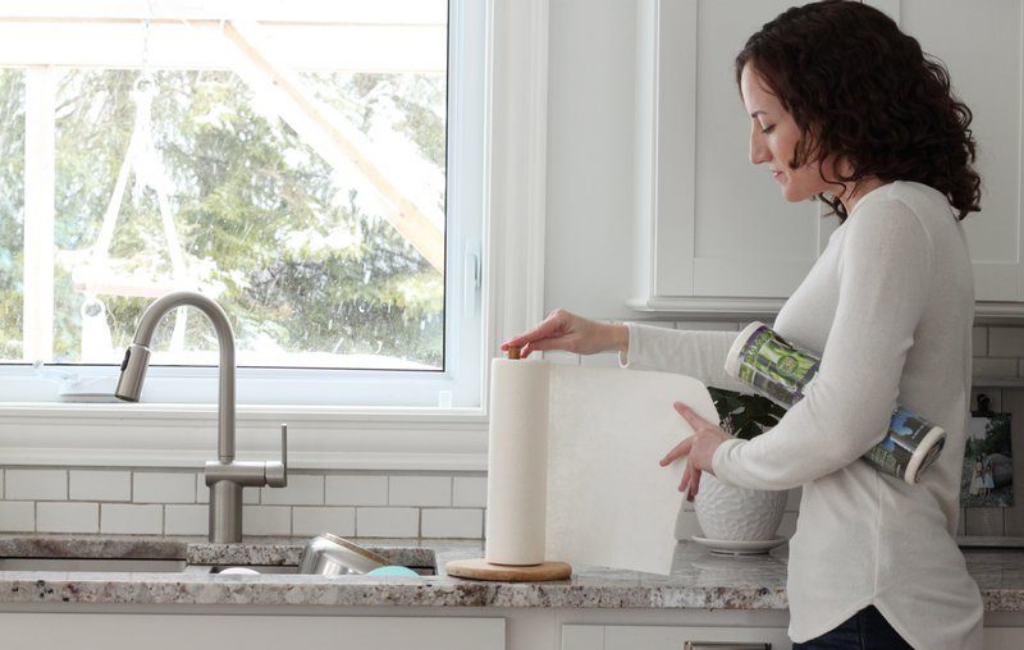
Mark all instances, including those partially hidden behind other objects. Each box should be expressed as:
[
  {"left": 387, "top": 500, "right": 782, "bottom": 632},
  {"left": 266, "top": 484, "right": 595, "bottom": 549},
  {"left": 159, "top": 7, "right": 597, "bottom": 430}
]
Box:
[{"left": 740, "top": 64, "right": 834, "bottom": 203}]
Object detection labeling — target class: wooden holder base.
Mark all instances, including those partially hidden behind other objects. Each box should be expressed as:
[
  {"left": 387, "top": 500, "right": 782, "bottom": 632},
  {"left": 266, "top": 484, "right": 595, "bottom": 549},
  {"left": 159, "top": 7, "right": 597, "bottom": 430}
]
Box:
[{"left": 445, "top": 558, "right": 572, "bottom": 582}]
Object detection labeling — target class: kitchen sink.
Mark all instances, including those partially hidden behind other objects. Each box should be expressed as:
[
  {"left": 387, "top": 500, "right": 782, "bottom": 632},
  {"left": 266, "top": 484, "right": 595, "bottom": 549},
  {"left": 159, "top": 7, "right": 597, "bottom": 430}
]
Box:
[
  {"left": 198, "top": 565, "right": 299, "bottom": 574},
  {"left": 0, "top": 542, "right": 438, "bottom": 577},
  {"left": 0, "top": 557, "right": 188, "bottom": 572},
  {"left": 193, "top": 564, "right": 436, "bottom": 576}
]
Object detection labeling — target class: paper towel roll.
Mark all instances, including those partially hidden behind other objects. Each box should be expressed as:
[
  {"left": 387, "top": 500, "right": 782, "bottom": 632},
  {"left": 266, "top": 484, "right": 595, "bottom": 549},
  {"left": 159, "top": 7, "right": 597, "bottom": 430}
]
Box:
[{"left": 484, "top": 358, "right": 550, "bottom": 566}]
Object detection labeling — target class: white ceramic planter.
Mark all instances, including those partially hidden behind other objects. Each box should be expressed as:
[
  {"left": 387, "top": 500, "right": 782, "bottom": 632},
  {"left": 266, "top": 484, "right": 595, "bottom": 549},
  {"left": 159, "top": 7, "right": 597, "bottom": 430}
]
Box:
[{"left": 693, "top": 473, "right": 786, "bottom": 541}]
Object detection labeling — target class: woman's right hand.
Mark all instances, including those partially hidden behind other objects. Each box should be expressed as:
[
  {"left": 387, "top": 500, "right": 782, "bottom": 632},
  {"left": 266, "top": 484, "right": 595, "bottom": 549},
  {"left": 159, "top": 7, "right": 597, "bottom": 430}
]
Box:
[{"left": 501, "top": 309, "right": 628, "bottom": 359}]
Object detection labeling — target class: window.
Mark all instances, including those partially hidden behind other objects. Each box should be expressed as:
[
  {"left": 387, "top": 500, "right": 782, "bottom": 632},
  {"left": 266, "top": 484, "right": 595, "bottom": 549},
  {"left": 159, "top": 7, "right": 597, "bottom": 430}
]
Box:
[
  {"left": 0, "top": 70, "right": 23, "bottom": 362},
  {"left": 0, "top": 1, "right": 485, "bottom": 407}
]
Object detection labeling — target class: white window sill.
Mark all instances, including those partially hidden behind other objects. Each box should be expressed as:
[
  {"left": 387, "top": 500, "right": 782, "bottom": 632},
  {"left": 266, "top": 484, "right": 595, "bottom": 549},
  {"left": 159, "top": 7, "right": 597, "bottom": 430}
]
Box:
[{"left": 0, "top": 403, "right": 488, "bottom": 471}]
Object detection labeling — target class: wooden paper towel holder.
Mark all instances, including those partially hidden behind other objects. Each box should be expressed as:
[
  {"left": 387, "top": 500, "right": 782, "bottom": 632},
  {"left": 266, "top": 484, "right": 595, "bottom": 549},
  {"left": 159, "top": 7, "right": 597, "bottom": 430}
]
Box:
[
  {"left": 450, "top": 345, "right": 572, "bottom": 582},
  {"left": 445, "top": 558, "right": 572, "bottom": 582}
]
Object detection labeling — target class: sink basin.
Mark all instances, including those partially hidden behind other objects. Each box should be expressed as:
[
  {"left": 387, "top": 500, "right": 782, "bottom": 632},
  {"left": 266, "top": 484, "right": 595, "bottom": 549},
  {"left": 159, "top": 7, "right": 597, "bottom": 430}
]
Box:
[
  {"left": 0, "top": 542, "right": 437, "bottom": 577},
  {"left": 193, "top": 565, "right": 436, "bottom": 576},
  {"left": 198, "top": 565, "right": 299, "bottom": 575},
  {"left": 0, "top": 557, "right": 187, "bottom": 572}
]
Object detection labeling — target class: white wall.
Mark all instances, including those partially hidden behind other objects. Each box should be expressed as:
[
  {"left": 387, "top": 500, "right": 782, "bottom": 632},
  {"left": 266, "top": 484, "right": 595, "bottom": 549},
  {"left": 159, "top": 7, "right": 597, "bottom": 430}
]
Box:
[{"left": 545, "top": 0, "right": 638, "bottom": 320}]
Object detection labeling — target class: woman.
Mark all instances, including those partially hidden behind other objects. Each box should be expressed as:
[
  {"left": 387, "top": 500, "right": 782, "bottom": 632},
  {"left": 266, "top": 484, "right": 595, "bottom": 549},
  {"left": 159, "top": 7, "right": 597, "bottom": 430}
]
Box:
[{"left": 504, "top": 2, "right": 984, "bottom": 648}]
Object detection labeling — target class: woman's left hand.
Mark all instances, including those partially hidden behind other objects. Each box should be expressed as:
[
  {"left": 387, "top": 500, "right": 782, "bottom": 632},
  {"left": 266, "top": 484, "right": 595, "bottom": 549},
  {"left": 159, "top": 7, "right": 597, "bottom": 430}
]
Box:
[{"left": 660, "top": 401, "right": 733, "bottom": 502}]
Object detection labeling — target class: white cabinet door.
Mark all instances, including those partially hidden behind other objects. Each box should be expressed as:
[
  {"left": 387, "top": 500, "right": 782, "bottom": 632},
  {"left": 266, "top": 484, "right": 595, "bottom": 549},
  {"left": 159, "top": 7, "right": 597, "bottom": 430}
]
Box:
[
  {"left": 869, "top": 0, "right": 1024, "bottom": 304},
  {"left": 563, "top": 624, "right": 791, "bottom": 650},
  {"left": 0, "top": 614, "right": 505, "bottom": 650},
  {"left": 632, "top": 0, "right": 835, "bottom": 312},
  {"left": 634, "top": 0, "right": 1024, "bottom": 314}
]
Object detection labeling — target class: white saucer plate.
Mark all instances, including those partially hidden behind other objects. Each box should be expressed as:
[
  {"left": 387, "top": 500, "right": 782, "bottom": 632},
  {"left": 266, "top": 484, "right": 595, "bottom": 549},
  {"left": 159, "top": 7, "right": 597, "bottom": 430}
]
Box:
[{"left": 691, "top": 536, "right": 787, "bottom": 555}]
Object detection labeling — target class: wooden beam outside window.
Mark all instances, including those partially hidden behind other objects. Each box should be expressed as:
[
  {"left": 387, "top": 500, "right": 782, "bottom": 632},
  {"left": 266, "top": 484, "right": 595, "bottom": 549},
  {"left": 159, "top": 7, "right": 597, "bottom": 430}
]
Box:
[{"left": 223, "top": 20, "right": 446, "bottom": 274}]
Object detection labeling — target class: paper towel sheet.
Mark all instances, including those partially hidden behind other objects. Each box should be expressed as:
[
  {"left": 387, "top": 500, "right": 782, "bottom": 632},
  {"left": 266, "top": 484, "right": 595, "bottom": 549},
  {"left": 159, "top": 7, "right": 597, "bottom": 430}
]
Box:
[{"left": 545, "top": 365, "right": 717, "bottom": 575}]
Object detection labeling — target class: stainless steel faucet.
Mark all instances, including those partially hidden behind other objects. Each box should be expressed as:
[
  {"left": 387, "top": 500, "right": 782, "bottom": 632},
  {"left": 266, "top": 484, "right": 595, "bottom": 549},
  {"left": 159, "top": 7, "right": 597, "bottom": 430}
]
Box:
[{"left": 114, "top": 290, "right": 288, "bottom": 543}]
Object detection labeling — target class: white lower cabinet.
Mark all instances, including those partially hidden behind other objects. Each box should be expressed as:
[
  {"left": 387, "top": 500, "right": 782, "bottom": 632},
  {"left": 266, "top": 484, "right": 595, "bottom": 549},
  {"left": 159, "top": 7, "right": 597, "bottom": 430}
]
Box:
[
  {"left": 986, "top": 627, "right": 1024, "bottom": 650},
  {"left": 563, "top": 624, "right": 791, "bottom": 650},
  {"left": 0, "top": 613, "right": 506, "bottom": 650},
  {"left": 563, "top": 622, "right": 1024, "bottom": 650}
]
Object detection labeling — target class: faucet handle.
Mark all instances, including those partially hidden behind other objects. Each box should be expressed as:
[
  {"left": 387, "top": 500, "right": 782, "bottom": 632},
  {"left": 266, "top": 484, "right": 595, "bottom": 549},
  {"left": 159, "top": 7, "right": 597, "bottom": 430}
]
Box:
[{"left": 265, "top": 424, "right": 288, "bottom": 488}]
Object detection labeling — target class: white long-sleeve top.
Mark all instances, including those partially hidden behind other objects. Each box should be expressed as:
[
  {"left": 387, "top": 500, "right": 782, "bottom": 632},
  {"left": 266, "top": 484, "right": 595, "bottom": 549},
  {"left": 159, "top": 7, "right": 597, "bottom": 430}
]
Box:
[{"left": 622, "top": 181, "right": 984, "bottom": 649}]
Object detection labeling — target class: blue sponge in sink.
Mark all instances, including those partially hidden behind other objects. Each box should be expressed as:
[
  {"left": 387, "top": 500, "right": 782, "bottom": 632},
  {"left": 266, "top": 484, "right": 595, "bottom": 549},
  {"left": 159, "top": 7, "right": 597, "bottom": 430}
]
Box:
[{"left": 366, "top": 565, "right": 419, "bottom": 577}]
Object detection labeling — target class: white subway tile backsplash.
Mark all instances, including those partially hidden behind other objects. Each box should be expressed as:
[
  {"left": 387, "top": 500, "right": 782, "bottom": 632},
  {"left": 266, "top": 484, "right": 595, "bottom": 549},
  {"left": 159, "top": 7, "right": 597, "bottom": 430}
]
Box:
[
  {"left": 0, "top": 502, "right": 34, "bottom": 532},
  {"left": 165, "top": 505, "right": 207, "bottom": 536},
  {"left": 422, "top": 509, "right": 483, "bottom": 539},
  {"left": 989, "top": 327, "right": 1024, "bottom": 357},
  {"left": 632, "top": 320, "right": 675, "bottom": 329},
  {"left": 242, "top": 506, "right": 291, "bottom": 536},
  {"left": 134, "top": 472, "right": 196, "bottom": 504},
  {"left": 579, "top": 353, "right": 621, "bottom": 368},
  {"left": 973, "top": 327, "right": 988, "bottom": 356},
  {"left": 70, "top": 470, "right": 131, "bottom": 502},
  {"left": 326, "top": 475, "right": 389, "bottom": 506},
  {"left": 973, "top": 358, "right": 1018, "bottom": 378},
  {"left": 389, "top": 476, "right": 451, "bottom": 507},
  {"left": 452, "top": 477, "right": 487, "bottom": 508},
  {"left": 542, "top": 351, "right": 581, "bottom": 366},
  {"left": 245, "top": 486, "right": 260, "bottom": 505},
  {"left": 261, "top": 474, "right": 323, "bottom": 506},
  {"left": 357, "top": 507, "right": 419, "bottom": 537},
  {"left": 37, "top": 502, "right": 98, "bottom": 533},
  {"left": 6, "top": 469, "right": 67, "bottom": 501},
  {"left": 293, "top": 507, "right": 356, "bottom": 537},
  {"left": 101, "top": 504, "right": 162, "bottom": 535},
  {"left": 3, "top": 320, "right": 1023, "bottom": 543},
  {"left": 965, "top": 508, "right": 1004, "bottom": 536}
]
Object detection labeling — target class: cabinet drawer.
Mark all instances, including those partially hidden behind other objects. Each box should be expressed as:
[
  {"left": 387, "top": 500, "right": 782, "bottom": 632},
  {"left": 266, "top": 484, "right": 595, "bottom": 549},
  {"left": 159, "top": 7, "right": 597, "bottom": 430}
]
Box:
[
  {"left": 0, "top": 614, "right": 506, "bottom": 650},
  {"left": 985, "top": 627, "right": 1024, "bottom": 650},
  {"left": 563, "top": 624, "right": 791, "bottom": 650}
]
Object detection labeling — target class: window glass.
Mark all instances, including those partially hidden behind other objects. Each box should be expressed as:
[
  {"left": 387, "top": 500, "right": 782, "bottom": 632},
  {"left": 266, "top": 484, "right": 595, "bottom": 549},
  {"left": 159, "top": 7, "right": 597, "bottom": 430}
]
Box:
[
  {"left": 52, "top": 67, "right": 445, "bottom": 370},
  {"left": 0, "top": 70, "right": 24, "bottom": 361},
  {"left": 0, "top": 4, "right": 455, "bottom": 378}
]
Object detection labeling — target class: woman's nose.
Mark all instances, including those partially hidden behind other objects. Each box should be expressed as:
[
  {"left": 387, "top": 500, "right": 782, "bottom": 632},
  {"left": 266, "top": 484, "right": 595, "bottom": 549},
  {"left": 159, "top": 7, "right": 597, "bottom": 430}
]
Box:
[{"left": 750, "top": 133, "right": 771, "bottom": 165}]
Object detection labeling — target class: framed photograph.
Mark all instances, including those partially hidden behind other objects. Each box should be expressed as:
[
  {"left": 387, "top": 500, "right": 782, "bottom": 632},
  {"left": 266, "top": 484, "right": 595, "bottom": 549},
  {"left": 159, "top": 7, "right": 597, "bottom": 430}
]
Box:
[{"left": 961, "top": 394, "right": 1014, "bottom": 508}]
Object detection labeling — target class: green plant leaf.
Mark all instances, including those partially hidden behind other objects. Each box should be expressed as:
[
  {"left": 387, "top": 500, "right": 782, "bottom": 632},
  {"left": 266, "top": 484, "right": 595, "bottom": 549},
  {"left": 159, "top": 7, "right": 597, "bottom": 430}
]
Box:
[{"left": 707, "top": 386, "right": 787, "bottom": 440}]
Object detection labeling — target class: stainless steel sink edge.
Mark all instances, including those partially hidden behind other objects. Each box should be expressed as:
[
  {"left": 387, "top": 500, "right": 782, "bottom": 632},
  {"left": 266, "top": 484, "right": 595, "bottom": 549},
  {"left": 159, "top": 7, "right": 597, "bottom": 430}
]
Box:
[{"left": 0, "top": 548, "right": 438, "bottom": 577}]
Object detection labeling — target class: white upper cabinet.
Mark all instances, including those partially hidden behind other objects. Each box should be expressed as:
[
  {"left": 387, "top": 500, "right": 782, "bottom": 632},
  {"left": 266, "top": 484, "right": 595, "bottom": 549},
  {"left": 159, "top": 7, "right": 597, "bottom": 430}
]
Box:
[
  {"left": 887, "top": 0, "right": 1023, "bottom": 305},
  {"left": 631, "top": 0, "right": 1024, "bottom": 319}
]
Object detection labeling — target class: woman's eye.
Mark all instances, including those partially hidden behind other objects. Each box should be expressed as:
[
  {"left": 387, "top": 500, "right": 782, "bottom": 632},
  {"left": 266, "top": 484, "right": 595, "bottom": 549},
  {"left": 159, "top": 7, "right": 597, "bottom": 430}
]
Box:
[{"left": 760, "top": 124, "right": 775, "bottom": 134}]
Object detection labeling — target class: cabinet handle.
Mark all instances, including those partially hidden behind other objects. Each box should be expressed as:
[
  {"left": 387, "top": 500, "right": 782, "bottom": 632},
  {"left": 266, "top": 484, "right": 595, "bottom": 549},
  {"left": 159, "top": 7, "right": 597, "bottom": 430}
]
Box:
[{"left": 684, "top": 643, "right": 771, "bottom": 650}]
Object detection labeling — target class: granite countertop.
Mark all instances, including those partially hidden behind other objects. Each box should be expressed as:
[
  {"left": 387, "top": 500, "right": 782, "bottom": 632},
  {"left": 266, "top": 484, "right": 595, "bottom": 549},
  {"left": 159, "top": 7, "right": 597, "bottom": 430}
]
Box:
[{"left": 0, "top": 535, "right": 1022, "bottom": 612}]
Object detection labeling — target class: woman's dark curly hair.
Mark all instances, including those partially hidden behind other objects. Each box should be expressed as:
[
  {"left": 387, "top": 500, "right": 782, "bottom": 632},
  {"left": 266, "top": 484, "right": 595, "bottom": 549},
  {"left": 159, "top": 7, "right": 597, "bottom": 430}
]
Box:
[{"left": 735, "top": 0, "right": 980, "bottom": 223}]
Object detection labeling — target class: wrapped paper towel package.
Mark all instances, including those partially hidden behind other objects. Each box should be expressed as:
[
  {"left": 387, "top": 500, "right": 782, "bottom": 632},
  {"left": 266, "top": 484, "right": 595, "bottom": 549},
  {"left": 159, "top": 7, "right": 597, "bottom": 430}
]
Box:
[{"left": 485, "top": 358, "right": 718, "bottom": 576}]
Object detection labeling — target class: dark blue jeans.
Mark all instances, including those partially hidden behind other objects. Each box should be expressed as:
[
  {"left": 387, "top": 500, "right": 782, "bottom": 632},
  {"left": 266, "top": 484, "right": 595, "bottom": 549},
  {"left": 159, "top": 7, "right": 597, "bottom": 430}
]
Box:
[{"left": 792, "top": 605, "right": 915, "bottom": 650}]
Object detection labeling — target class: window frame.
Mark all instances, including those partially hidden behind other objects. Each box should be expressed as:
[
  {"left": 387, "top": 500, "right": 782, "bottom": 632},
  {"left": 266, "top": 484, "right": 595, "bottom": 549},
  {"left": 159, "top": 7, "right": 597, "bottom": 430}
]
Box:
[
  {"left": 0, "top": 0, "right": 483, "bottom": 409},
  {"left": 0, "top": 0, "right": 550, "bottom": 471}
]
